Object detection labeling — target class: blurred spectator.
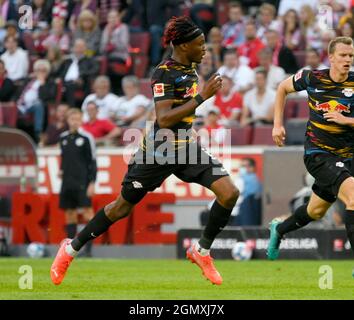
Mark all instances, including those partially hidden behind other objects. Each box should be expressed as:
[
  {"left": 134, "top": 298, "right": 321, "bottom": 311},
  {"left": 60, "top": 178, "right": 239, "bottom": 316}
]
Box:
[
  {"left": 256, "top": 3, "right": 281, "bottom": 43},
  {"left": 42, "top": 17, "right": 71, "bottom": 54},
  {"left": 32, "top": 21, "right": 51, "bottom": 57},
  {"left": 233, "top": 158, "right": 262, "bottom": 226},
  {"left": 32, "top": 0, "right": 52, "bottom": 27},
  {"left": 241, "top": 68, "right": 275, "bottom": 127},
  {"left": 111, "top": 75, "right": 151, "bottom": 128},
  {"left": 278, "top": 0, "right": 318, "bottom": 16},
  {"left": 73, "top": 10, "right": 101, "bottom": 57},
  {"left": 69, "top": 0, "right": 97, "bottom": 31},
  {"left": 0, "top": 0, "right": 18, "bottom": 27},
  {"left": 39, "top": 103, "right": 69, "bottom": 146},
  {"left": 59, "top": 38, "right": 99, "bottom": 108},
  {"left": 299, "top": 5, "right": 323, "bottom": 50},
  {"left": 196, "top": 75, "right": 243, "bottom": 126},
  {"left": 3, "top": 20, "right": 25, "bottom": 51},
  {"left": 320, "top": 30, "right": 337, "bottom": 66},
  {"left": 199, "top": 108, "right": 226, "bottom": 147},
  {"left": 52, "top": 0, "right": 72, "bottom": 21},
  {"left": 339, "top": 21, "right": 354, "bottom": 38},
  {"left": 17, "top": 59, "right": 56, "bottom": 142},
  {"left": 221, "top": 2, "right": 245, "bottom": 48},
  {"left": 217, "top": 49, "right": 255, "bottom": 93},
  {"left": 82, "top": 101, "right": 121, "bottom": 145},
  {"left": 98, "top": 0, "right": 122, "bottom": 27},
  {"left": 190, "top": 0, "right": 215, "bottom": 35},
  {"left": 0, "top": 58, "right": 14, "bottom": 102},
  {"left": 258, "top": 48, "right": 286, "bottom": 90},
  {"left": 145, "top": 0, "right": 181, "bottom": 67},
  {"left": 206, "top": 26, "right": 224, "bottom": 69},
  {"left": 265, "top": 29, "right": 299, "bottom": 74},
  {"left": 238, "top": 20, "right": 265, "bottom": 69},
  {"left": 281, "top": 9, "right": 302, "bottom": 51},
  {"left": 82, "top": 75, "right": 120, "bottom": 122},
  {"left": 1, "top": 35, "right": 29, "bottom": 82},
  {"left": 303, "top": 48, "right": 327, "bottom": 71},
  {"left": 46, "top": 46, "right": 63, "bottom": 80},
  {"left": 101, "top": 9, "right": 130, "bottom": 95}
]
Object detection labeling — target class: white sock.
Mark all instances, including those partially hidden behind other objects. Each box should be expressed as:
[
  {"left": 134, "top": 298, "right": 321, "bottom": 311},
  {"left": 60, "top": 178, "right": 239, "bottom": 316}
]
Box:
[
  {"left": 195, "top": 242, "right": 210, "bottom": 256},
  {"left": 65, "top": 244, "right": 78, "bottom": 257}
]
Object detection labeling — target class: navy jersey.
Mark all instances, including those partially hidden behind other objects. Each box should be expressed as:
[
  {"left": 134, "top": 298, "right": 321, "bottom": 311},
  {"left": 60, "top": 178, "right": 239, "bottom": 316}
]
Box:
[
  {"left": 144, "top": 58, "right": 200, "bottom": 150},
  {"left": 293, "top": 69, "right": 354, "bottom": 158}
]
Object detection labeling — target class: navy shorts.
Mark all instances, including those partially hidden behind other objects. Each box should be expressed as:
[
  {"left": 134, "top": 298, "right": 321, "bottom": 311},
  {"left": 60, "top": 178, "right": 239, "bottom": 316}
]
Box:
[{"left": 304, "top": 152, "right": 352, "bottom": 203}]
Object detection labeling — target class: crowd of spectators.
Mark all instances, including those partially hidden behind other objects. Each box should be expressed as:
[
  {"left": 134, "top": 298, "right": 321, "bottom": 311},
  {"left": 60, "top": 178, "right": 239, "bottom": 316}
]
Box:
[{"left": 0, "top": 0, "right": 353, "bottom": 146}]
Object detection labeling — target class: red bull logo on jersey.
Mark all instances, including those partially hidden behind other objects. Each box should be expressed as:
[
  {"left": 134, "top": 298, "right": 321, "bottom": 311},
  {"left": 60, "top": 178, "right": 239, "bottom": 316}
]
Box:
[
  {"left": 315, "top": 100, "right": 351, "bottom": 113},
  {"left": 184, "top": 82, "right": 199, "bottom": 98}
]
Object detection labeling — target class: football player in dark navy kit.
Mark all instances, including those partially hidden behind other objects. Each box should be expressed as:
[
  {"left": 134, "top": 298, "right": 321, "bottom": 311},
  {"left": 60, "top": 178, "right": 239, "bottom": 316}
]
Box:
[
  {"left": 51, "top": 16, "right": 239, "bottom": 286},
  {"left": 268, "top": 37, "right": 354, "bottom": 275}
]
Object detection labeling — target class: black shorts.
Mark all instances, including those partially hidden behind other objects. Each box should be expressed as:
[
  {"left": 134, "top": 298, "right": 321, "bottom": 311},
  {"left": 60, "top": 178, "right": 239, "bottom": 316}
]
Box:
[
  {"left": 59, "top": 184, "right": 91, "bottom": 209},
  {"left": 304, "top": 152, "right": 352, "bottom": 203},
  {"left": 121, "top": 143, "right": 229, "bottom": 204}
]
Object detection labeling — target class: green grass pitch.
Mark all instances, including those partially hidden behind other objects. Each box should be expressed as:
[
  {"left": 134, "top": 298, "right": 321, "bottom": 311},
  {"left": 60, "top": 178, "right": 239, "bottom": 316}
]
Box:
[{"left": 0, "top": 258, "right": 353, "bottom": 300}]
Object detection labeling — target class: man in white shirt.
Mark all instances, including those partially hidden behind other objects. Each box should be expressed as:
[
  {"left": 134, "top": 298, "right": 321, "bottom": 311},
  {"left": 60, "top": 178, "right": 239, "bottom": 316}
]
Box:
[
  {"left": 217, "top": 49, "right": 255, "bottom": 93},
  {"left": 1, "top": 35, "right": 29, "bottom": 82},
  {"left": 81, "top": 75, "right": 120, "bottom": 122},
  {"left": 258, "top": 48, "right": 286, "bottom": 90},
  {"left": 241, "top": 68, "right": 276, "bottom": 126},
  {"left": 111, "top": 75, "right": 151, "bottom": 128}
]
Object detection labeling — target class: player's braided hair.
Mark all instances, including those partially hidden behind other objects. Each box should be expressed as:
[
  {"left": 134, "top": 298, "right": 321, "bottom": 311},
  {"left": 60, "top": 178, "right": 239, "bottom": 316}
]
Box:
[{"left": 163, "top": 16, "right": 201, "bottom": 47}]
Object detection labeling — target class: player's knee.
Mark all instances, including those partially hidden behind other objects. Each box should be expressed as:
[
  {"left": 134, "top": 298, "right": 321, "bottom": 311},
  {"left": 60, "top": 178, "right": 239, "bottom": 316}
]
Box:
[
  {"left": 344, "top": 196, "right": 354, "bottom": 210},
  {"left": 218, "top": 186, "right": 239, "bottom": 208},
  {"left": 307, "top": 207, "right": 326, "bottom": 220}
]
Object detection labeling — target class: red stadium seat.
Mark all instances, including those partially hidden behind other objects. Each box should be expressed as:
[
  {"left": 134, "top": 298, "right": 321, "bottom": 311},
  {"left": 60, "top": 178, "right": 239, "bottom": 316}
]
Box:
[
  {"left": 132, "top": 54, "right": 149, "bottom": 78},
  {"left": 296, "top": 98, "right": 309, "bottom": 118},
  {"left": 230, "top": 126, "right": 253, "bottom": 145},
  {"left": 284, "top": 98, "right": 299, "bottom": 120},
  {"left": 252, "top": 125, "right": 274, "bottom": 145},
  {"left": 0, "top": 102, "right": 18, "bottom": 127},
  {"left": 129, "top": 32, "right": 151, "bottom": 55},
  {"left": 139, "top": 78, "right": 152, "bottom": 99},
  {"left": 215, "top": 0, "right": 229, "bottom": 25}
]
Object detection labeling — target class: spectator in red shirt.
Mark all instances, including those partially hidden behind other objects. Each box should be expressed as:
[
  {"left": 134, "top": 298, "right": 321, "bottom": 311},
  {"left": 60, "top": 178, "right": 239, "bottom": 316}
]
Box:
[
  {"left": 237, "top": 20, "right": 265, "bottom": 69},
  {"left": 82, "top": 101, "right": 121, "bottom": 146},
  {"left": 213, "top": 75, "right": 243, "bottom": 125},
  {"left": 196, "top": 75, "right": 243, "bottom": 126}
]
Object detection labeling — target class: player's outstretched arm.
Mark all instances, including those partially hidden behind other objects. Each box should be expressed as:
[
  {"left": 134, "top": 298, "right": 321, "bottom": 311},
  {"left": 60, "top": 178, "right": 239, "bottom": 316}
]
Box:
[
  {"left": 156, "top": 74, "right": 222, "bottom": 128},
  {"left": 273, "top": 76, "right": 296, "bottom": 147}
]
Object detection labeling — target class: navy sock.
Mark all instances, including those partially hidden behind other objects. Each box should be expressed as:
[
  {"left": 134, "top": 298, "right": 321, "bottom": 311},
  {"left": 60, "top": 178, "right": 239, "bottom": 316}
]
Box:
[
  {"left": 276, "top": 204, "right": 314, "bottom": 237},
  {"left": 65, "top": 223, "right": 77, "bottom": 239},
  {"left": 199, "top": 200, "right": 233, "bottom": 249},
  {"left": 71, "top": 208, "right": 113, "bottom": 251},
  {"left": 345, "top": 210, "right": 354, "bottom": 255}
]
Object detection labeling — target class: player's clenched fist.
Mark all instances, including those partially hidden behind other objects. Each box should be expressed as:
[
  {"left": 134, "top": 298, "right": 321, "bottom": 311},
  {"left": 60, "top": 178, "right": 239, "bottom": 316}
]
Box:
[{"left": 200, "top": 73, "right": 223, "bottom": 100}]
